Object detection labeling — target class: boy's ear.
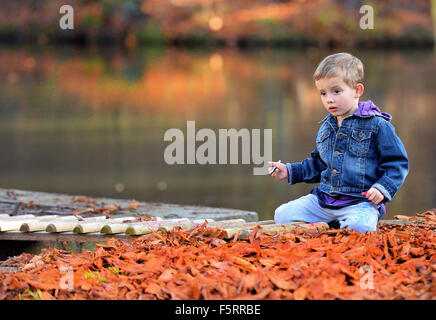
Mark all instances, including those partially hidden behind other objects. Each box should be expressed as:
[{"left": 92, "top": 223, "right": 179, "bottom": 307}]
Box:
[{"left": 355, "top": 83, "right": 364, "bottom": 98}]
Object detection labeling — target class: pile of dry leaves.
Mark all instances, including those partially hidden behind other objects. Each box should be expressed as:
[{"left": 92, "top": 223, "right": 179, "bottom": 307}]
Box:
[
  {"left": 0, "top": 213, "right": 435, "bottom": 300},
  {"left": 394, "top": 208, "right": 436, "bottom": 224},
  {"left": 70, "top": 199, "right": 140, "bottom": 219}
]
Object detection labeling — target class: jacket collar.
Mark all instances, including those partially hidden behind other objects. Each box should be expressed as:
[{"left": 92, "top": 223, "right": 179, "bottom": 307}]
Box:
[
  {"left": 317, "top": 112, "right": 374, "bottom": 124},
  {"left": 317, "top": 114, "right": 331, "bottom": 124}
]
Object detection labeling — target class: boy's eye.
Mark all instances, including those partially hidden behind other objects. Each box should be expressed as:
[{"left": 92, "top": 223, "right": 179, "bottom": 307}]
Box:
[
  {"left": 335, "top": 90, "right": 341, "bottom": 94},
  {"left": 320, "top": 92, "right": 326, "bottom": 96}
]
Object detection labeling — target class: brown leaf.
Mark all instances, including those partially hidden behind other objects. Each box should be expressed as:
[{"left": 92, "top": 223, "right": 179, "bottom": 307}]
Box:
[
  {"left": 258, "top": 258, "right": 276, "bottom": 268},
  {"left": 125, "top": 199, "right": 139, "bottom": 211},
  {"left": 394, "top": 215, "right": 411, "bottom": 220},
  {"left": 158, "top": 269, "right": 176, "bottom": 282},
  {"left": 410, "top": 247, "right": 424, "bottom": 257},
  {"left": 267, "top": 273, "right": 295, "bottom": 290},
  {"left": 231, "top": 257, "right": 257, "bottom": 272}
]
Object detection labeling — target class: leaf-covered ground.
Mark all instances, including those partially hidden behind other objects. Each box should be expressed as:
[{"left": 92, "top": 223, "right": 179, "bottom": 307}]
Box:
[{"left": 0, "top": 211, "right": 435, "bottom": 300}]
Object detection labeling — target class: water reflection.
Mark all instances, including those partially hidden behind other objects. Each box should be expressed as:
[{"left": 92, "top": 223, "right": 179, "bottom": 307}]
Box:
[{"left": 0, "top": 46, "right": 435, "bottom": 220}]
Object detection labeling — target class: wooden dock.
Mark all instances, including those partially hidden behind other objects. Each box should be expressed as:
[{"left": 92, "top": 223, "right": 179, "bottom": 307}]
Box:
[
  {"left": 0, "top": 187, "right": 327, "bottom": 244},
  {"left": 0, "top": 188, "right": 259, "bottom": 258}
]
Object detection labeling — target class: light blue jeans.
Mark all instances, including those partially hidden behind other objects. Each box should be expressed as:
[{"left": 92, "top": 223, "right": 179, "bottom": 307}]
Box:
[{"left": 274, "top": 194, "right": 380, "bottom": 233}]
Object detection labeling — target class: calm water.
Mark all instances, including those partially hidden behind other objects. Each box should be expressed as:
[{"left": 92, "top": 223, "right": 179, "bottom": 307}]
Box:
[{"left": 0, "top": 46, "right": 435, "bottom": 220}]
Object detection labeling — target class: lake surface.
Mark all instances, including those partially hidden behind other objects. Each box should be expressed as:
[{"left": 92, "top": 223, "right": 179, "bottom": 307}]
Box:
[{"left": 0, "top": 46, "right": 435, "bottom": 220}]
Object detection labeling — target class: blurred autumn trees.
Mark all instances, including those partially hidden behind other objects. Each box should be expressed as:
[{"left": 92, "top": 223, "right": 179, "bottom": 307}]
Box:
[{"left": 0, "top": 0, "right": 434, "bottom": 47}]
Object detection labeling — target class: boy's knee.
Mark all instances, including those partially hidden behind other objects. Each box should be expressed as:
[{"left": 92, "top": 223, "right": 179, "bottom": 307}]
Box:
[
  {"left": 274, "top": 202, "right": 300, "bottom": 224},
  {"left": 274, "top": 194, "right": 318, "bottom": 224},
  {"left": 340, "top": 203, "right": 379, "bottom": 233},
  {"left": 274, "top": 201, "right": 305, "bottom": 224},
  {"left": 341, "top": 220, "right": 376, "bottom": 233},
  {"left": 274, "top": 204, "right": 289, "bottom": 224}
]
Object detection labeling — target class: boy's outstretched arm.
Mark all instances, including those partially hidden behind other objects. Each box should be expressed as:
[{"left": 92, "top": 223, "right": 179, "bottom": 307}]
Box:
[
  {"left": 371, "top": 120, "right": 409, "bottom": 202},
  {"left": 271, "top": 147, "right": 327, "bottom": 184}
]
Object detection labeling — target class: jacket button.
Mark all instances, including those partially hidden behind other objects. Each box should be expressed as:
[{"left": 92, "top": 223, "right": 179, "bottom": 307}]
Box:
[
  {"left": 359, "top": 131, "right": 364, "bottom": 138},
  {"left": 334, "top": 151, "right": 342, "bottom": 155},
  {"left": 332, "top": 169, "right": 340, "bottom": 174}
]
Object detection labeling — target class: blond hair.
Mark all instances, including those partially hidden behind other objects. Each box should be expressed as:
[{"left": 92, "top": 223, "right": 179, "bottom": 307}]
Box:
[{"left": 313, "top": 53, "right": 364, "bottom": 88}]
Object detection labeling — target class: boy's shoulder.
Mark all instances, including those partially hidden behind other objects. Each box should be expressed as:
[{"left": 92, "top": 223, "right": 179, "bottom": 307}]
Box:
[
  {"left": 361, "top": 114, "right": 396, "bottom": 134},
  {"left": 359, "top": 113, "right": 391, "bottom": 129}
]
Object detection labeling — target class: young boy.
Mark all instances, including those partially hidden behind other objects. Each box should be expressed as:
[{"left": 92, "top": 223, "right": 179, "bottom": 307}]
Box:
[{"left": 269, "top": 52, "right": 409, "bottom": 233}]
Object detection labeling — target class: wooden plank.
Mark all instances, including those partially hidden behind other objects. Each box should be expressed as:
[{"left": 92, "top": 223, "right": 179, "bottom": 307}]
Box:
[
  {"left": 20, "top": 216, "right": 84, "bottom": 232},
  {"left": 0, "top": 215, "right": 61, "bottom": 232},
  {"left": 126, "top": 219, "right": 270, "bottom": 236},
  {"left": 124, "top": 218, "right": 194, "bottom": 235},
  {"left": 128, "top": 218, "right": 224, "bottom": 235},
  {"left": 126, "top": 221, "right": 195, "bottom": 235},
  {"left": 100, "top": 218, "right": 192, "bottom": 234},
  {"left": 379, "top": 219, "right": 425, "bottom": 224},
  {"left": 204, "top": 219, "right": 246, "bottom": 228},
  {"left": 221, "top": 221, "right": 304, "bottom": 239},
  {"left": 73, "top": 216, "right": 136, "bottom": 233},
  {"left": 223, "top": 222, "right": 329, "bottom": 240},
  {"left": 46, "top": 216, "right": 109, "bottom": 232},
  {"left": 0, "top": 230, "right": 136, "bottom": 243},
  {"left": 100, "top": 223, "right": 134, "bottom": 235},
  {"left": 216, "top": 220, "right": 276, "bottom": 229}
]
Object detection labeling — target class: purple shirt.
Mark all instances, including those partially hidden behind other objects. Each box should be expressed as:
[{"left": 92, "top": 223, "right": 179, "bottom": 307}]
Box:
[{"left": 312, "top": 187, "right": 386, "bottom": 220}]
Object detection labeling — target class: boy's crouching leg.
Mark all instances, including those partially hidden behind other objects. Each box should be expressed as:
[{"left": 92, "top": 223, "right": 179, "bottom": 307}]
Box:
[
  {"left": 339, "top": 202, "right": 379, "bottom": 233},
  {"left": 343, "top": 220, "right": 376, "bottom": 233},
  {"left": 274, "top": 194, "right": 324, "bottom": 224},
  {"left": 274, "top": 203, "right": 293, "bottom": 224}
]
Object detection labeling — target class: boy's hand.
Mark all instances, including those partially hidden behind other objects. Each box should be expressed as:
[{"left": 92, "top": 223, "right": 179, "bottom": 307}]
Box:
[
  {"left": 268, "top": 161, "right": 288, "bottom": 180},
  {"left": 362, "top": 187, "right": 384, "bottom": 205}
]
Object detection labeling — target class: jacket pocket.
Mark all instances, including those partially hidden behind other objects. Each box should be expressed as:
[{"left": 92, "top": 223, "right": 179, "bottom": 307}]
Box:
[
  {"left": 349, "top": 129, "right": 372, "bottom": 156},
  {"left": 316, "top": 129, "right": 331, "bottom": 156}
]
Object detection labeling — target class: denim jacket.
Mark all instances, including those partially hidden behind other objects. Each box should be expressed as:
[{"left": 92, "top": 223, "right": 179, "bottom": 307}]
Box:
[{"left": 286, "top": 101, "right": 409, "bottom": 203}]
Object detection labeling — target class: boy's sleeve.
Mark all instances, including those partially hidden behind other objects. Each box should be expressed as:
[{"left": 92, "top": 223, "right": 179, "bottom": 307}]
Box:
[
  {"left": 286, "top": 146, "right": 327, "bottom": 185},
  {"left": 372, "top": 120, "right": 409, "bottom": 202}
]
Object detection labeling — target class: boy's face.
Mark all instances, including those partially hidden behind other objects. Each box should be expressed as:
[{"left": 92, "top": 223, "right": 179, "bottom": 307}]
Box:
[{"left": 315, "top": 76, "right": 363, "bottom": 120}]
